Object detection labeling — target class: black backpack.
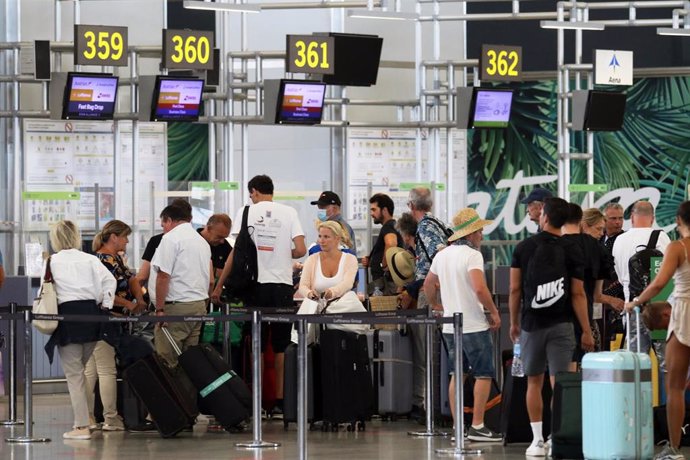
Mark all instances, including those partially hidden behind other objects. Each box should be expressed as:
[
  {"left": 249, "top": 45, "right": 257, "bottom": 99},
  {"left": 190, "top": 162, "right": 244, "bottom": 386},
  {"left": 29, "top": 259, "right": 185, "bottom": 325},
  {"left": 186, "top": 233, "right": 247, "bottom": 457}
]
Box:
[
  {"left": 225, "top": 206, "right": 258, "bottom": 303},
  {"left": 628, "top": 230, "right": 663, "bottom": 300},
  {"left": 524, "top": 236, "right": 570, "bottom": 316},
  {"left": 415, "top": 215, "right": 454, "bottom": 263}
]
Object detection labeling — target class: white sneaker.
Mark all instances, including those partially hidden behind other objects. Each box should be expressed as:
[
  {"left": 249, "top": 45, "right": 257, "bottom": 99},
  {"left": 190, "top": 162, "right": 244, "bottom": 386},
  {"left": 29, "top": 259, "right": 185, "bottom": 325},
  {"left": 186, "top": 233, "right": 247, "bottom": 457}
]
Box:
[
  {"left": 526, "top": 440, "right": 546, "bottom": 457},
  {"left": 544, "top": 436, "right": 552, "bottom": 456},
  {"left": 63, "top": 427, "right": 91, "bottom": 440}
]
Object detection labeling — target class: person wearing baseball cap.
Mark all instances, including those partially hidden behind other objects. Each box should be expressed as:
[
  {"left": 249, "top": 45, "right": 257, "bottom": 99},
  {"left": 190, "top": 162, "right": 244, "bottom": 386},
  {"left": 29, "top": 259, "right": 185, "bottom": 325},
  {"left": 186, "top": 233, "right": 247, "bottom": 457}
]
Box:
[
  {"left": 310, "top": 191, "right": 357, "bottom": 254},
  {"left": 423, "top": 207, "right": 502, "bottom": 442},
  {"left": 521, "top": 187, "right": 553, "bottom": 228}
]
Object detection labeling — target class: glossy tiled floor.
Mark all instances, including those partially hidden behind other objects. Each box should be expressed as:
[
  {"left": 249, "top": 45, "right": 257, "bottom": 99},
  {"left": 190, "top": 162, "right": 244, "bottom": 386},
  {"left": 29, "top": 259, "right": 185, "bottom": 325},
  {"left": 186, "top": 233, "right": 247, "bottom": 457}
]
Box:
[{"left": 0, "top": 394, "right": 668, "bottom": 459}]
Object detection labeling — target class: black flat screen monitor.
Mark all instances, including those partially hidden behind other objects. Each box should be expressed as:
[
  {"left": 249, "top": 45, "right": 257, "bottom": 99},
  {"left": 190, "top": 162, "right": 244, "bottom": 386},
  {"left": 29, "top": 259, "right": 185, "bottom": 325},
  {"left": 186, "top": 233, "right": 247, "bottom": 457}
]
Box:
[
  {"left": 470, "top": 88, "right": 513, "bottom": 128},
  {"left": 151, "top": 76, "right": 204, "bottom": 122},
  {"left": 275, "top": 80, "right": 326, "bottom": 125},
  {"left": 583, "top": 91, "right": 627, "bottom": 131},
  {"left": 320, "top": 33, "right": 383, "bottom": 87},
  {"left": 61, "top": 72, "right": 119, "bottom": 120}
]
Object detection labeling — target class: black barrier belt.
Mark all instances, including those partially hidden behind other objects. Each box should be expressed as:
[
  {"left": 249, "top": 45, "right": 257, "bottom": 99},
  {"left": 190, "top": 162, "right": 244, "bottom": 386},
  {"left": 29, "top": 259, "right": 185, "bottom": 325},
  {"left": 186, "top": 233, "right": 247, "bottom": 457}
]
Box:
[
  {"left": 0, "top": 305, "right": 33, "bottom": 313},
  {"left": 28, "top": 312, "right": 453, "bottom": 325},
  {"left": 0, "top": 314, "right": 24, "bottom": 321}
]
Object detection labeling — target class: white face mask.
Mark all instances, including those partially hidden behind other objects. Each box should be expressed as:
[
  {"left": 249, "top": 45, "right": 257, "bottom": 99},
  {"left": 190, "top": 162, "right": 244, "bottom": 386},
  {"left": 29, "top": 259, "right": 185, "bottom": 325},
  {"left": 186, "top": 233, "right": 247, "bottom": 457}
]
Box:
[{"left": 317, "top": 209, "right": 328, "bottom": 222}]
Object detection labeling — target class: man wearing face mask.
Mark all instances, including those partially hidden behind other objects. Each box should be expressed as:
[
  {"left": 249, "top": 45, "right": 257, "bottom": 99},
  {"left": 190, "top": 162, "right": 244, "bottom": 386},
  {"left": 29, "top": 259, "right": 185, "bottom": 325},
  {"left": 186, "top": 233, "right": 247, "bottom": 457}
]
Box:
[{"left": 310, "top": 191, "right": 357, "bottom": 255}]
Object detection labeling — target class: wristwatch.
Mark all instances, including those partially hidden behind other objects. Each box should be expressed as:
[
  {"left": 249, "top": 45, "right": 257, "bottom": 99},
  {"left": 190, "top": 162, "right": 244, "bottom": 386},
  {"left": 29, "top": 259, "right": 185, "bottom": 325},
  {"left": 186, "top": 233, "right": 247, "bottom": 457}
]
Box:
[{"left": 632, "top": 297, "right": 643, "bottom": 307}]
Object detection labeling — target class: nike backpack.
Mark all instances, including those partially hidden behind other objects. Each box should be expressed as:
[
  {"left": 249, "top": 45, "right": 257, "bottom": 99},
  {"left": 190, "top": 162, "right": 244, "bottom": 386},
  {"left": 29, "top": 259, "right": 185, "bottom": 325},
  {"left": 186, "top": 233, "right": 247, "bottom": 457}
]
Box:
[{"left": 524, "top": 236, "right": 570, "bottom": 316}]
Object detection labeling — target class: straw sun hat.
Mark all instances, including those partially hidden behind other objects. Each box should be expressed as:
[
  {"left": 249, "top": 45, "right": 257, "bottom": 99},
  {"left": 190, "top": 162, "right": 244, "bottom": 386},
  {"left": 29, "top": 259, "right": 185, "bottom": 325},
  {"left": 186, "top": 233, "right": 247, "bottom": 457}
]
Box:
[
  {"left": 385, "top": 247, "right": 415, "bottom": 287},
  {"left": 447, "top": 208, "right": 493, "bottom": 242}
]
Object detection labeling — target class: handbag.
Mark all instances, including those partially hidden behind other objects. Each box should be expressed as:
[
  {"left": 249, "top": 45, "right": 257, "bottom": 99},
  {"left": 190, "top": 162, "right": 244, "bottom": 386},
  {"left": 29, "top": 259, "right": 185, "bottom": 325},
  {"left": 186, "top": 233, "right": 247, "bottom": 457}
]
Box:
[
  {"left": 32, "top": 257, "right": 59, "bottom": 334},
  {"left": 291, "top": 297, "right": 321, "bottom": 345}
]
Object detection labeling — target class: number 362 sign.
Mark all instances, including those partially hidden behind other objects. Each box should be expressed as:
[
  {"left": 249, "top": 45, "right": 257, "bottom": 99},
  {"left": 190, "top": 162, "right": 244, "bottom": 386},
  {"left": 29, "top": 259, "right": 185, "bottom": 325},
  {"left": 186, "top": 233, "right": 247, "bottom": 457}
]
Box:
[{"left": 480, "top": 44, "right": 522, "bottom": 82}]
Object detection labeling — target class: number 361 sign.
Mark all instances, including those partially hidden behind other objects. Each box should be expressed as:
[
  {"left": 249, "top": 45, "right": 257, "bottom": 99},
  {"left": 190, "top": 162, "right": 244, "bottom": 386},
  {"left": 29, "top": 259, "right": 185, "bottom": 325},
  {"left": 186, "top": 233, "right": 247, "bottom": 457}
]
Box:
[{"left": 480, "top": 44, "right": 522, "bottom": 82}]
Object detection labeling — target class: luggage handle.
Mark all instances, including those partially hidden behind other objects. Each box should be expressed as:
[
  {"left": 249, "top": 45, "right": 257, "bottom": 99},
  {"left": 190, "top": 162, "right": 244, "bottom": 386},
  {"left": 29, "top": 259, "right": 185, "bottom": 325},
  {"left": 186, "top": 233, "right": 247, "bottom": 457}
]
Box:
[
  {"left": 160, "top": 326, "right": 183, "bottom": 356},
  {"left": 625, "top": 307, "right": 642, "bottom": 354}
]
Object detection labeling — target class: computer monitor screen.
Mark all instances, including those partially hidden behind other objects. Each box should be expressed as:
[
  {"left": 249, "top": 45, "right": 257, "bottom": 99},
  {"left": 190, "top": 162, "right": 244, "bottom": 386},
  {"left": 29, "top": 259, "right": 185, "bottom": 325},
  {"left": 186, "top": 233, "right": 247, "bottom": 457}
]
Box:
[
  {"left": 275, "top": 80, "right": 326, "bottom": 125},
  {"left": 151, "top": 76, "right": 204, "bottom": 122},
  {"left": 320, "top": 33, "right": 383, "bottom": 87},
  {"left": 584, "top": 91, "right": 627, "bottom": 131},
  {"left": 471, "top": 88, "right": 513, "bottom": 128},
  {"left": 61, "top": 73, "right": 119, "bottom": 120}
]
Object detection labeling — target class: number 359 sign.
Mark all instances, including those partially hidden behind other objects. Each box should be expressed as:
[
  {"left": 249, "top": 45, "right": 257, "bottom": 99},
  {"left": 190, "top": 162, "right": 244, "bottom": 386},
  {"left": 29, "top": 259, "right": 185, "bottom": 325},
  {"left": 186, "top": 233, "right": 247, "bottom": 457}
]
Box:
[{"left": 480, "top": 44, "right": 522, "bottom": 82}]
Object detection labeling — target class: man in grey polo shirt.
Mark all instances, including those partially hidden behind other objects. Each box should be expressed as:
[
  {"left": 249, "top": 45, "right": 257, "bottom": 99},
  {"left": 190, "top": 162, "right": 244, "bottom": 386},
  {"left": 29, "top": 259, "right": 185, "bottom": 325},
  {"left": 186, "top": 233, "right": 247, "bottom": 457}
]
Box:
[{"left": 151, "top": 203, "right": 212, "bottom": 367}]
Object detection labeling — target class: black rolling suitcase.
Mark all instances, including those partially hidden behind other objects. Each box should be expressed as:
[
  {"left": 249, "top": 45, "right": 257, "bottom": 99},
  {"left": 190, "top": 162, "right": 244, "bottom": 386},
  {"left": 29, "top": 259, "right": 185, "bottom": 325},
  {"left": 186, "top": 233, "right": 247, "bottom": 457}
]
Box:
[
  {"left": 160, "top": 327, "right": 252, "bottom": 430},
  {"left": 122, "top": 353, "right": 198, "bottom": 438},
  {"left": 550, "top": 372, "right": 583, "bottom": 459},
  {"left": 283, "top": 342, "right": 322, "bottom": 430},
  {"left": 319, "top": 328, "right": 373, "bottom": 431},
  {"left": 499, "top": 350, "right": 552, "bottom": 444}
]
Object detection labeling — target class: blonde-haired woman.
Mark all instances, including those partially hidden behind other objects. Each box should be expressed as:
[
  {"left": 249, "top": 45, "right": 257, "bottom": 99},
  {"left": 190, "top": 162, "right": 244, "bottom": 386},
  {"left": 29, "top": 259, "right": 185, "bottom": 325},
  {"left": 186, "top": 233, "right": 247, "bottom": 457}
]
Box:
[
  {"left": 299, "top": 221, "right": 358, "bottom": 300},
  {"left": 581, "top": 208, "right": 606, "bottom": 241},
  {"left": 625, "top": 201, "right": 690, "bottom": 459},
  {"left": 44, "top": 220, "right": 116, "bottom": 440},
  {"left": 85, "top": 219, "right": 144, "bottom": 431}
]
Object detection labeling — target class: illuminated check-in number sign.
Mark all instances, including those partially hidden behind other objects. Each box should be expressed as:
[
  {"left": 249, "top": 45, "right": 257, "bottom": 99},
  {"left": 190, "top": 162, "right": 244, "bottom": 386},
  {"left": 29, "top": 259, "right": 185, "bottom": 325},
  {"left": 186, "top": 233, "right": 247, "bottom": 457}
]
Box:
[
  {"left": 163, "top": 29, "right": 214, "bottom": 70},
  {"left": 286, "top": 35, "right": 335, "bottom": 75},
  {"left": 481, "top": 44, "right": 522, "bottom": 82},
  {"left": 74, "top": 25, "right": 128, "bottom": 66}
]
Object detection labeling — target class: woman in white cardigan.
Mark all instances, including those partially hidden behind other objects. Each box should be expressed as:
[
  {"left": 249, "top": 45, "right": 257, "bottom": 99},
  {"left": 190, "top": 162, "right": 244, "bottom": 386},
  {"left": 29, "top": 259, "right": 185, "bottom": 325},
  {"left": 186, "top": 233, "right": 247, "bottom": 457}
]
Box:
[{"left": 298, "top": 221, "right": 358, "bottom": 300}]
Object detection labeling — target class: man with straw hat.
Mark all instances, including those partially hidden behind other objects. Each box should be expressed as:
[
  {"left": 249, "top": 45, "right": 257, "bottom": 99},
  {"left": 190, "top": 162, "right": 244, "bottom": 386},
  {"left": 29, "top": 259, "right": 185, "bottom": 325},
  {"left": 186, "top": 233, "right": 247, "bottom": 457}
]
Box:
[{"left": 424, "top": 207, "right": 502, "bottom": 442}]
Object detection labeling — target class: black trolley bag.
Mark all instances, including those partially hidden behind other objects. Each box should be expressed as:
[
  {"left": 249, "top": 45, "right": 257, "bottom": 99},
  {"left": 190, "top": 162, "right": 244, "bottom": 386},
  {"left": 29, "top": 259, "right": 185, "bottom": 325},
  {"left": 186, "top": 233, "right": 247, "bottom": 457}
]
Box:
[
  {"left": 282, "top": 341, "right": 322, "bottom": 430},
  {"left": 122, "top": 351, "right": 198, "bottom": 437},
  {"left": 160, "top": 327, "right": 252, "bottom": 430},
  {"left": 319, "top": 327, "right": 374, "bottom": 431},
  {"left": 550, "top": 372, "right": 584, "bottom": 459}
]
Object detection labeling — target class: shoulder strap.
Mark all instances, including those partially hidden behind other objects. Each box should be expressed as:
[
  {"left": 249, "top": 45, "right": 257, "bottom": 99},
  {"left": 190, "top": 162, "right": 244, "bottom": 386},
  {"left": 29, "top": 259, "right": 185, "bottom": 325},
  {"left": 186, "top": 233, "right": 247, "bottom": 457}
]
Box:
[
  {"left": 426, "top": 215, "right": 452, "bottom": 237},
  {"left": 241, "top": 205, "right": 250, "bottom": 230},
  {"left": 44, "top": 257, "right": 53, "bottom": 283},
  {"left": 647, "top": 229, "right": 661, "bottom": 249}
]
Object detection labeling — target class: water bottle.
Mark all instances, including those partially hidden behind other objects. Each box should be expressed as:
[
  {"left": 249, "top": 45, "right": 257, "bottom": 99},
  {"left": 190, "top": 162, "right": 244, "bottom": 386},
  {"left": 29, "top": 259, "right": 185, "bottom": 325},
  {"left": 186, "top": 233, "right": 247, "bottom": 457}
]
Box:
[
  {"left": 372, "top": 286, "right": 383, "bottom": 297},
  {"left": 511, "top": 339, "right": 525, "bottom": 377}
]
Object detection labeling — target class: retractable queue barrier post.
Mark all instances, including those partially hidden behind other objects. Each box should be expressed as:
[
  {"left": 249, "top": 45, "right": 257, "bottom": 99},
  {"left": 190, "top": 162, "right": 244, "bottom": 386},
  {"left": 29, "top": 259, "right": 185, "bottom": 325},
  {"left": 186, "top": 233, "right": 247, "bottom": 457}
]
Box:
[
  {"left": 235, "top": 310, "right": 280, "bottom": 449},
  {"left": 6, "top": 309, "right": 50, "bottom": 443},
  {"left": 408, "top": 307, "right": 447, "bottom": 437},
  {"left": 1, "top": 303, "right": 24, "bottom": 426},
  {"left": 436, "top": 313, "right": 482, "bottom": 456},
  {"left": 297, "top": 318, "right": 308, "bottom": 460},
  {"left": 222, "top": 303, "right": 230, "bottom": 364}
]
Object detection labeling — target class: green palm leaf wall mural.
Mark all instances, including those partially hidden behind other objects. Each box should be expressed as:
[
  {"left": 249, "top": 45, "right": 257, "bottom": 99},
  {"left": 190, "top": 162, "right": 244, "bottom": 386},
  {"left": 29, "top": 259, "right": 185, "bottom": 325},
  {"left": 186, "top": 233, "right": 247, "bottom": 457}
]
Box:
[
  {"left": 167, "top": 122, "right": 209, "bottom": 186},
  {"left": 470, "top": 76, "right": 690, "bottom": 265}
]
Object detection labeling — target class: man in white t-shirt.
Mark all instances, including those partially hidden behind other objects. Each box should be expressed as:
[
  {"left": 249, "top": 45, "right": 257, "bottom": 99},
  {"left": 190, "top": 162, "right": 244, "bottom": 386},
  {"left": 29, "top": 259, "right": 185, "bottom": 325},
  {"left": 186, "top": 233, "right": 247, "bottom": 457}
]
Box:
[
  {"left": 152, "top": 203, "right": 212, "bottom": 367},
  {"left": 612, "top": 200, "right": 670, "bottom": 352},
  {"left": 424, "top": 207, "right": 501, "bottom": 442},
  {"left": 212, "top": 175, "right": 306, "bottom": 418}
]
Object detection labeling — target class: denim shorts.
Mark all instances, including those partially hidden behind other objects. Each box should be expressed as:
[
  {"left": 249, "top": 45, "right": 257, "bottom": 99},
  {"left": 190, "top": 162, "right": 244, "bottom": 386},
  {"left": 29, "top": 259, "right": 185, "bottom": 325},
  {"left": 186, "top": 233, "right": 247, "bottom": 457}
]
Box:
[{"left": 442, "top": 330, "right": 495, "bottom": 378}]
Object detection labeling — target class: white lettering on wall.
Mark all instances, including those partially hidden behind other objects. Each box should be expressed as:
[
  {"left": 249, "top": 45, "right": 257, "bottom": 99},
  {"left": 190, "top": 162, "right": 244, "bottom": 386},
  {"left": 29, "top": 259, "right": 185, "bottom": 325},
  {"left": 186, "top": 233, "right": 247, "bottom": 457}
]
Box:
[{"left": 467, "top": 170, "right": 673, "bottom": 236}]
